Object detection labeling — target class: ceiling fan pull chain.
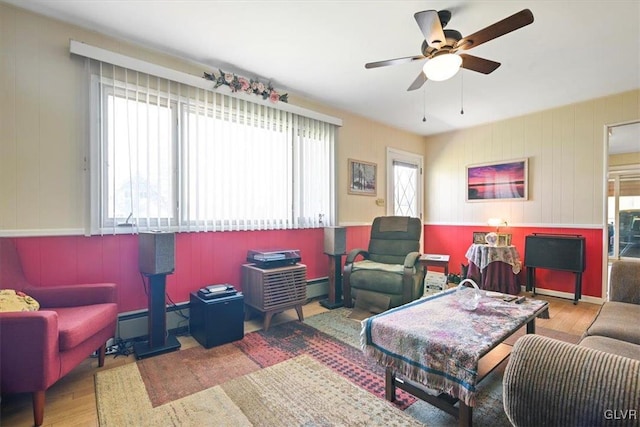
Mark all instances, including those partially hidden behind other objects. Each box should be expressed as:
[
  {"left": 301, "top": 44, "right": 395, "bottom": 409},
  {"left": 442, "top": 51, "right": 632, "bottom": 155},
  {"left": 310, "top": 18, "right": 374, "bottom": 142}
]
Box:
[
  {"left": 460, "top": 69, "right": 465, "bottom": 115},
  {"left": 422, "top": 86, "right": 427, "bottom": 122}
]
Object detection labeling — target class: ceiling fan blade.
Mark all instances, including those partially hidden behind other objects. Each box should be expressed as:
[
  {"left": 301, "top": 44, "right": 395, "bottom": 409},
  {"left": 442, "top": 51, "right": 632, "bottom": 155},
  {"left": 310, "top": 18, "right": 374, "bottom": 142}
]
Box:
[
  {"left": 365, "top": 55, "right": 425, "bottom": 69},
  {"left": 459, "top": 54, "right": 501, "bottom": 74},
  {"left": 407, "top": 72, "right": 427, "bottom": 91},
  {"left": 455, "top": 9, "right": 534, "bottom": 51},
  {"left": 414, "top": 10, "right": 447, "bottom": 49}
]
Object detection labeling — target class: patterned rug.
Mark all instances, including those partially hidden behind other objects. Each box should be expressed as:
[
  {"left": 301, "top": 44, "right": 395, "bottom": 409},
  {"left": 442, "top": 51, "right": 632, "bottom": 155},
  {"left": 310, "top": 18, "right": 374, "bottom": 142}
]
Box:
[
  {"left": 96, "top": 306, "right": 581, "bottom": 426},
  {"left": 303, "top": 307, "right": 581, "bottom": 427},
  {"left": 135, "top": 313, "right": 414, "bottom": 409},
  {"left": 96, "top": 354, "right": 422, "bottom": 426}
]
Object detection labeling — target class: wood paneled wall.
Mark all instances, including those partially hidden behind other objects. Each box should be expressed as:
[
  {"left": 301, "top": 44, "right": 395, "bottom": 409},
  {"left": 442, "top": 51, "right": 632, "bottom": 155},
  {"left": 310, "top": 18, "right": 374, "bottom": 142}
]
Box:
[{"left": 423, "top": 90, "right": 639, "bottom": 227}]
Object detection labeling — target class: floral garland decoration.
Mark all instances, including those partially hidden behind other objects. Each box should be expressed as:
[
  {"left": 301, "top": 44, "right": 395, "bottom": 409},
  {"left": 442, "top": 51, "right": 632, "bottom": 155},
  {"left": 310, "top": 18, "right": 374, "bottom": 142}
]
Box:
[{"left": 203, "top": 70, "right": 288, "bottom": 103}]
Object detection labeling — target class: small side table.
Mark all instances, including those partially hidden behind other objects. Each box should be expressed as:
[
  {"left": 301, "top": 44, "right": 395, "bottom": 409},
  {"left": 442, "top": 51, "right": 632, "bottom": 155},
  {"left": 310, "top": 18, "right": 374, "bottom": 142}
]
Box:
[
  {"left": 419, "top": 254, "right": 450, "bottom": 276},
  {"left": 465, "top": 244, "right": 521, "bottom": 295}
]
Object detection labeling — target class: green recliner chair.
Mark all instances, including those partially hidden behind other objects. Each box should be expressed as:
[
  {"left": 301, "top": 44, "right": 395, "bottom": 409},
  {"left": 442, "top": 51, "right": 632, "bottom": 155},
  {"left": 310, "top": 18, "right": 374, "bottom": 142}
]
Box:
[{"left": 343, "top": 216, "right": 425, "bottom": 310}]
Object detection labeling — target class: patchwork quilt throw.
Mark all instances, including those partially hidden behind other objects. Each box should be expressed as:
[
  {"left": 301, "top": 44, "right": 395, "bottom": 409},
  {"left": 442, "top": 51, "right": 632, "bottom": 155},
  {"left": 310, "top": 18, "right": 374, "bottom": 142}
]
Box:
[{"left": 361, "top": 288, "right": 548, "bottom": 406}]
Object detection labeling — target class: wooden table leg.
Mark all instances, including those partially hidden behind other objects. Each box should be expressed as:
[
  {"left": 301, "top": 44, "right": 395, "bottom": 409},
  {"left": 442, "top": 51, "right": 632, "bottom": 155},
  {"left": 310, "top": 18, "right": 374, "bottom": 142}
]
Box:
[
  {"left": 526, "top": 317, "right": 536, "bottom": 334},
  {"left": 385, "top": 367, "right": 396, "bottom": 402},
  {"left": 294, "top": 305, "right": 304, "bottom": 322},
  {"left": 459, "top": 401, "right": 473, "bottom": 427},
  {"left": 263, "top": 312, "right": 274, "bottom": 331}
]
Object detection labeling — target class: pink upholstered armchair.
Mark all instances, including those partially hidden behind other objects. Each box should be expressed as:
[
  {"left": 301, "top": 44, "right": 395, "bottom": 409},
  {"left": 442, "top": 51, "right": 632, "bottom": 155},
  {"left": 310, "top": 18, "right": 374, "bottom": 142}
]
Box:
[{"left": 0, "top": 238, "right": 118, "bottom": 426}]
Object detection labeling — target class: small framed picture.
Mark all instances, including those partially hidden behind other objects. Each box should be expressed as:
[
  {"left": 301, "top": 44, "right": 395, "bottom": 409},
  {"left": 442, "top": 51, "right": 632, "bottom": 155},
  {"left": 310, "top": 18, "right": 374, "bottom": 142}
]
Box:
[
  {"left": 348, "top": 159, "right": 377, "bottom": 196},
  {"left": 497, "top": 234, "right": 512, "bottom": 246},
  {"left": 473, "top": 232, "right": 488, "bottom": 244}
]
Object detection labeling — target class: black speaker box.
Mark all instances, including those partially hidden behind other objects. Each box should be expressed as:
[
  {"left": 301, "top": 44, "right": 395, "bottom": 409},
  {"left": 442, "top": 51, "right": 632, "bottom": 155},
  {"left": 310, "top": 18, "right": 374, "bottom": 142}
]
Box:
[
  {"left": 190, "top": 292, "right": 244, "bottom": 348},
  {"left": 139, "top": 232, "right": 175, "bottom": 275},
  {"left": 324, "top": 226, "right": 346, "bottom": 255}
]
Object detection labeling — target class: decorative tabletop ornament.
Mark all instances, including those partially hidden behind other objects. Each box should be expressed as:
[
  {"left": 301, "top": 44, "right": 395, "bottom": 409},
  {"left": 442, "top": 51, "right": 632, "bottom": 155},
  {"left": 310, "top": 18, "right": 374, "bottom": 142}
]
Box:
[
  {"left": 457, "top": 279, "right": 482, "bottom": 311},
  {"left": 485, "top": 231, "right": 499, "bottom": 246}
]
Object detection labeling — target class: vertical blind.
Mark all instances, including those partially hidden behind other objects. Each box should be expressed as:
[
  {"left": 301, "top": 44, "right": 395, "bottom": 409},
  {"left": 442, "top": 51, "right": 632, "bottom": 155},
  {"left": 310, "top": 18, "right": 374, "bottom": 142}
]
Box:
[{"left": 88, "top": 60, "right": 336, "bottom": 234}]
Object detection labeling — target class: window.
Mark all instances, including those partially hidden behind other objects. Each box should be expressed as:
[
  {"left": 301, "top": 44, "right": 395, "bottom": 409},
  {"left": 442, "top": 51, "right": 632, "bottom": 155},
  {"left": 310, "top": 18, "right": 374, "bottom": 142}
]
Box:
[
  {"left": 607, "top": 171, "right": 640, "bottom": 259},
  {"left": 97, "top": 83, "right": 177, "bottom": 230},
  {"left": 90, "top": 64, "right": 336, "bottom": 234},
  {"left": 386, "top": 148, "right": 423, "bottom": 218}
]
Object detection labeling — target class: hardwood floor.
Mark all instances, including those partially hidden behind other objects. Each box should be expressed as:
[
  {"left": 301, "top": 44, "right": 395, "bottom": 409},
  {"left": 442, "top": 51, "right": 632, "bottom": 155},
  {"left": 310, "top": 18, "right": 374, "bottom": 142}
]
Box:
[{"left": 0, "top": 295, "right": 599, "bottom": 427}]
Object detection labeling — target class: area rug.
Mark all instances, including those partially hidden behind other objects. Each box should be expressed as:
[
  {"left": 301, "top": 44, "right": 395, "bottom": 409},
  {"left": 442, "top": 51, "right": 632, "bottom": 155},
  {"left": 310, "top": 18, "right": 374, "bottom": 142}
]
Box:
[
  {"left": 304, "top": 307, "right": 581, "bottom": 427},
  {"left": 96, "top": 307, "right": 581, "bottom": 426},
  {"left": 306, "top": 308, "right": 513, "bottom": 427},
  {"left": 305, "top": 306, "right": 582, "bottom": 348},
  {"left": 404, "top": 361, "right": 510, "bottom": 427},
  {"left": 304, "top": 306, "right": 362, "bottom": 348},
  {"left": 235, "top": 317, "right": 417, "bottom": 408},
  {"left": 133, "top": 316, "right": 415, "bottom": 409},
  {"left": 136, "top": 341, "right": 262, "bottom": 406},
  {"left": 96, "top": 354, "right": 423, "bottom": 426}
]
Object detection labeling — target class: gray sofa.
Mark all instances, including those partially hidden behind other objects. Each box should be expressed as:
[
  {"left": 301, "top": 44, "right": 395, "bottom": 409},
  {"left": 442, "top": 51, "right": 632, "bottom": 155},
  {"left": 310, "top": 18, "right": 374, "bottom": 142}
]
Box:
[{"left": 503, "top": 260, "right": 640, "bottom": 427}]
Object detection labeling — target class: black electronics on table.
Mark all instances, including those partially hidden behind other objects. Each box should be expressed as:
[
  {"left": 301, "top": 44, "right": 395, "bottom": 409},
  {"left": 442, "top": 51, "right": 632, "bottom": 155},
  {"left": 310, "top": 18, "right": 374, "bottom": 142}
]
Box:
[
  {"left": 246, "top": 249, "right": 301, "bottom": 269},
  {"left": 197, "top": 284, "right": 237, "bottom": 300}
]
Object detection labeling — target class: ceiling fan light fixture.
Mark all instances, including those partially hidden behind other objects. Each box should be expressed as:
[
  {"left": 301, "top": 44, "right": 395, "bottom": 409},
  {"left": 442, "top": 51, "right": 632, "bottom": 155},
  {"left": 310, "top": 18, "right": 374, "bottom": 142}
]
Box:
[{"left": 423, "top": 53, "right": 462, "bottom": 81}]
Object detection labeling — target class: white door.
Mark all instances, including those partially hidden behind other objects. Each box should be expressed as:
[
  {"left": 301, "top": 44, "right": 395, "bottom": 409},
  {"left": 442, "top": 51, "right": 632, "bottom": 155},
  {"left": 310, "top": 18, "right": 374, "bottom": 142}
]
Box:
[{"left": 386, "top": 148, "right": 423, "bottom": 219}]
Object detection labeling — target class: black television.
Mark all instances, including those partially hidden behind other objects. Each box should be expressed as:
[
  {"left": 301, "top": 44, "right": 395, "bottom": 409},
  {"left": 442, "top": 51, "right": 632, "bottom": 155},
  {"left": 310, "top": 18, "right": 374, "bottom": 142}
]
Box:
[{"left": 524, "top": 234, "right": 586, "bottom": 273}]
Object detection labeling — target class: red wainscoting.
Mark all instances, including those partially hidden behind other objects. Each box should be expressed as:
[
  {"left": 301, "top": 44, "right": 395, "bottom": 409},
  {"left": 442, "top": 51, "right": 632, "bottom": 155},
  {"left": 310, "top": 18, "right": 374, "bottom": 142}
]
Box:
[
  {"left": 9, "top": 223, "right": 604, "bottom": 313},
  {"left": 423, "top": 225, "right": 604, "bottom": 298},
  {"left": 12, "top": 229, "right": 329, "bottom": 313}
]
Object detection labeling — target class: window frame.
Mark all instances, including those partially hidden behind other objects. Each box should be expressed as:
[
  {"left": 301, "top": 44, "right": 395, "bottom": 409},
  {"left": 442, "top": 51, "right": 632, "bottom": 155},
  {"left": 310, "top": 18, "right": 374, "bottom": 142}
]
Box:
[
  {"left": 385, "top": 147, "right": 424, "bottom": 220},
  {"left": 89, "top": 74, "right": 335, "bottom": 235}
]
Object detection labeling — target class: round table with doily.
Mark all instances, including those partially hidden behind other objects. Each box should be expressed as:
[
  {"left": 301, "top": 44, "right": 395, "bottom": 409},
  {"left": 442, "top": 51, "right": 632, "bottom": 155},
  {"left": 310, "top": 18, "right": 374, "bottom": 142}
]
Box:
[{"left": 464, "top": 243, "right": 522, "bottom": 295}]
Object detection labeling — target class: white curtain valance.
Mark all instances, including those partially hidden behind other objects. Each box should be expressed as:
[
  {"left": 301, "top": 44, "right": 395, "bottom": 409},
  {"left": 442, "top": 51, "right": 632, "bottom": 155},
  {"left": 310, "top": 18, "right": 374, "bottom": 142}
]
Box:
[{"left": 69, "top": 40, "right": 343, "bottom": 127}]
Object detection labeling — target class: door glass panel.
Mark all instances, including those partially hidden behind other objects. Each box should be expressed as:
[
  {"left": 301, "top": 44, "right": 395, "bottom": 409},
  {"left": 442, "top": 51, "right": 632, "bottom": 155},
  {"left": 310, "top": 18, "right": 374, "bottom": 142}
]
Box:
[{"left": 393, "top": 160, "right": 418, "bottom": 217}]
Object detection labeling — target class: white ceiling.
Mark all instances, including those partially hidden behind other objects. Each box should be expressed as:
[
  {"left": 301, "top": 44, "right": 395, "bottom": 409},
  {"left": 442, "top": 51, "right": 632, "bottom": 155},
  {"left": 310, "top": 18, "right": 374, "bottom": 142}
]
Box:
[{"left": 4, "top": 0, "right": 640, "bottom": 138}]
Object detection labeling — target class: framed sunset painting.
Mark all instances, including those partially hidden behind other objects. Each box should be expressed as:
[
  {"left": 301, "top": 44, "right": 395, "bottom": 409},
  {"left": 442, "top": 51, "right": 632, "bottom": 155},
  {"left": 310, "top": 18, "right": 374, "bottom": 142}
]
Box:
[{"left": 466, "top": 158, "right": 528, "bottom": 201}]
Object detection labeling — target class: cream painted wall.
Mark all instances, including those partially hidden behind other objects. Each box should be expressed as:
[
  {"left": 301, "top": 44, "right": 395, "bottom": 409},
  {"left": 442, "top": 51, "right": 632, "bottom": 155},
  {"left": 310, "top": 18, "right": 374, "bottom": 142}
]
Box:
[
  {"left": 424, "top": 90, "right": 640, "bottom": 226},
  {"left": 0, "top": 3, "right": 424, "bottom": 234},
  {"left": 287, "top": 98, "right": 424, "bottom": 225},
  {"left": 3, "top": 3, "right": 637, "bottom": 233}
]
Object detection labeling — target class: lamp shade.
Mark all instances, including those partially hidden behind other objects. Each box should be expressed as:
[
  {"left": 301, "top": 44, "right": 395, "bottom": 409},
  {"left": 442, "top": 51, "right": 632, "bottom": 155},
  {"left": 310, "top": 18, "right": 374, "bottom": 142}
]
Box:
[
  {"left": 423, "top": 54, "right": 462, "bottom": 82},
  {"left": 487, "top": 218, "right": 507, "bottom": 228},
  {"left": 487, "top": 218, "right": 508, "bottom": 234}
]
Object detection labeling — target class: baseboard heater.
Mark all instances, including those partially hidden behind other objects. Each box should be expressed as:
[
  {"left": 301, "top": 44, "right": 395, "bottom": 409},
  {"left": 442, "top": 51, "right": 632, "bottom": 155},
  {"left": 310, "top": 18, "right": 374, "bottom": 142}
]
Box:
[
  {"left": 117, "top": 279, "right": 328, "bottom": 340},
  {"left": 117, "top": 302, "right": 190, "bottom": 340}
]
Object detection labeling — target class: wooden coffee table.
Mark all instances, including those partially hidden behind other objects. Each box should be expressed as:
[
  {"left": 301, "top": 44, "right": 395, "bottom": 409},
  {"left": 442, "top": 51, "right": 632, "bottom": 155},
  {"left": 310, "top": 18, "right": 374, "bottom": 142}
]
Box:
[{"left": 362, "top": 288, "right": 549, "bottom": 427}]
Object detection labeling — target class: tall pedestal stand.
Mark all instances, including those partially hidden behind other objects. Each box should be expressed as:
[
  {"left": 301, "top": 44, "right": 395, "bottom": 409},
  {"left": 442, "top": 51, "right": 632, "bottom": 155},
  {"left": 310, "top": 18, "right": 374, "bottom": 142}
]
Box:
[
  {"left": 320, "top": 253, "right": 345, "bottom": 309},
  {"left": 133, "top": 274, "right": 181, "bottom": 359}
]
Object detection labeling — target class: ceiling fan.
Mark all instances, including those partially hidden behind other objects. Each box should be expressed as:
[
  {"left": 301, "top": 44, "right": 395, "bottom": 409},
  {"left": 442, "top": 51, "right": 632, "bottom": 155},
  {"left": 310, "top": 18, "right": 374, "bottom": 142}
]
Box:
[{"left": 365, "top": 8, "right": 534, "bottom": 91}]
